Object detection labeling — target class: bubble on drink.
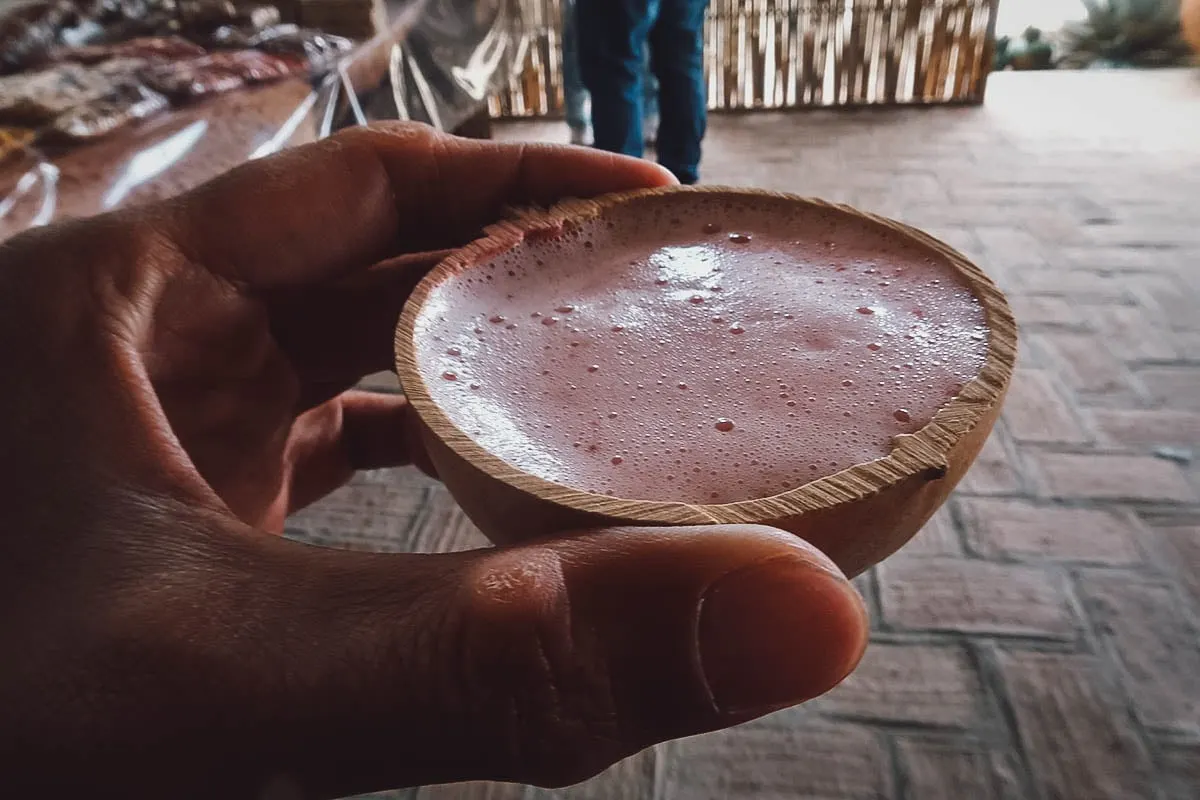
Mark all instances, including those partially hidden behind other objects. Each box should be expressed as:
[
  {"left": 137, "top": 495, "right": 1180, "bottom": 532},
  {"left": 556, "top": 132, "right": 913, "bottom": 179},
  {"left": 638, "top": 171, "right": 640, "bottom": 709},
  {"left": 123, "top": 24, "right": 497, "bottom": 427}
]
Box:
[{"left": 417, "top": 195, "right": 987, "bottom": 503}]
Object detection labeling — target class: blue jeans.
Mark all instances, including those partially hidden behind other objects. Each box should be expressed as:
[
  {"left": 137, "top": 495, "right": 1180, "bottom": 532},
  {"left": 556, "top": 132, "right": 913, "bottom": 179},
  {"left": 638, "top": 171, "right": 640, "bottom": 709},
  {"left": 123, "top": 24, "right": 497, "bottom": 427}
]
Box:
[
  {"left": 576, "top": 0, "right": 708, "bottom": 184},
  {"left": 561, "top": 0, "right": 657, "bottom": 132}
]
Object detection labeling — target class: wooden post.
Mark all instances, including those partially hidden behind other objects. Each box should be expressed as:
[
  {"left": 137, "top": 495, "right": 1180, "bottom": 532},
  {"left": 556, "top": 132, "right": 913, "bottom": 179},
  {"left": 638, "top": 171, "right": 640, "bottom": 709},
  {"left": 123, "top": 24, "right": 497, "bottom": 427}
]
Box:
[{"left": 973, "top": 0, "right": 1001, "bottom": 103}]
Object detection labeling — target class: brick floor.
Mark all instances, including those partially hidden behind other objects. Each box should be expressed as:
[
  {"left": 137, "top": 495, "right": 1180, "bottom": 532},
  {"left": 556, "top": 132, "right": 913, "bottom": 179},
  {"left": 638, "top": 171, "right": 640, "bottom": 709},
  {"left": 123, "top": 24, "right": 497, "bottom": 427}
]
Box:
[
  {"left": 290, "top": 70, "right": 1200, "bottom": 800},
  {"left": 894, "top": 738, "right": 1021, "bottom": 800}
]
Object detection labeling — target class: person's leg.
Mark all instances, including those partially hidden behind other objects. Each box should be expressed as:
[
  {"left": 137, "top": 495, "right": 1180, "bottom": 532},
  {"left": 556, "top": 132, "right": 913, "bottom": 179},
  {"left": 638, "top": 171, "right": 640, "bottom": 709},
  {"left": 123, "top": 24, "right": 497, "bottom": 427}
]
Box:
[
  {"left": 649, "top": 0, "right": 708, "bottom": 184},
  {"left": 560, "top": 0, "right": 591, "bottom": 144},
  {"left": 577, "top": 0, "right": 658, "bottom": 159},
  {"left": 642, "top": 50, "right": 659, "bottom": 145}
]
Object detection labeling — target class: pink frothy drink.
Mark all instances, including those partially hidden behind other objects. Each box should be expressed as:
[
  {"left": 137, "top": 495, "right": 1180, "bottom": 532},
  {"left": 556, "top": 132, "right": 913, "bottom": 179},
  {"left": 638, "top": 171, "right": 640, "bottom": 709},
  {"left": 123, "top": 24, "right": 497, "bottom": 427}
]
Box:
[{"left": 415, "top": 195, "right": 988, "bottom": 504}]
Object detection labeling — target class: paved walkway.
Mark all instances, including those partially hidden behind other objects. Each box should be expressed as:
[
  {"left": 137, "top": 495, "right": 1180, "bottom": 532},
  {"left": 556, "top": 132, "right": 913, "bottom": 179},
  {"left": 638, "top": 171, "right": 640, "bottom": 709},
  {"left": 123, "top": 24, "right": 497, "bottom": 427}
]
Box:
[{"left": 290, "top": 69, "right": 1200, "bottom": 800}]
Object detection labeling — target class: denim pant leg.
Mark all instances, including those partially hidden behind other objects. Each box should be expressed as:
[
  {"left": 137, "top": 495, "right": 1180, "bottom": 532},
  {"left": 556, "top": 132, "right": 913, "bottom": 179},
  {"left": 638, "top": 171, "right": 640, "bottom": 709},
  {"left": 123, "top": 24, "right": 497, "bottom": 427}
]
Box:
[
  {"left": 643, "top": 50, "right": 658, "bottom": 122},
  {"left": 577, "top": 0, "right": 658, "bottom": 159},
  {"left": 649, "top": 0, "right": 708, "bottom": 183},
  {"left": 560, "top": 0, "right": 590, "bottom": 131}
]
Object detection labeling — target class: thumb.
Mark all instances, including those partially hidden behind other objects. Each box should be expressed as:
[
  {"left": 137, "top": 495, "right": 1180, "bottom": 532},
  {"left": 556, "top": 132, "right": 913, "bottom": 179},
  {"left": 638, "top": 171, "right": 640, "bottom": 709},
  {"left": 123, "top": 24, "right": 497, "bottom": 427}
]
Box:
[
  {"left": 225, "top": 524, "right": 868, "bottom": 797},
  {"left": 44, "top": 523, "right": 867, "bottom": 798}
]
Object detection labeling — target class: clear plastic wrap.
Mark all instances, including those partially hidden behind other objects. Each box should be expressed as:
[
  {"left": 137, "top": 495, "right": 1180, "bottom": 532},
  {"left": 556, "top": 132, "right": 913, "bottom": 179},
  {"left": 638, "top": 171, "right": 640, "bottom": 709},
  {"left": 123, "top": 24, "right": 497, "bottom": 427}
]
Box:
[
  {"left": 139, "top": 55, "right": 245, "bottom": 99},
  {"left": 45, "top": 80, "right": 169, "bottom": 140},
  {"left": 90, "top": 55, "right": 151, "bottom": 80},
  {"left": 0, "top": 63, "right": 115, "bottom": 125},
  {"left": 385, "top": 0, "right": 522, "bottom": 132},
  {"left": 0, "top": 0, "right": 524, "bottom": 240},
  {"left": 175, "top": 0, "right": 253, "bottom": 36},
  {"left": 251, "top": 24, "right": 354, "bottom": 75},
  {"left": 211, "top": 49, "right": 304, "bottom": 83},
  {"left": 0, "top": 0, "right": 79, "bottom": 75},
  {"left": 0, "top": 74, "right": 327, "bottom": 239},
  {"left": 52, "top": 35, "right": 208, "bottom": 64}
]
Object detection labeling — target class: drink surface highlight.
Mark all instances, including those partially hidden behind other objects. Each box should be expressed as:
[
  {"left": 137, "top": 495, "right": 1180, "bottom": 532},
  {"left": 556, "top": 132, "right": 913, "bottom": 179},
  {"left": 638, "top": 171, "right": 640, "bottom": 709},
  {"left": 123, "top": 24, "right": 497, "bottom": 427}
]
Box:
[{"left": 415, "top": 195, "right": 988, "bottom": 504}]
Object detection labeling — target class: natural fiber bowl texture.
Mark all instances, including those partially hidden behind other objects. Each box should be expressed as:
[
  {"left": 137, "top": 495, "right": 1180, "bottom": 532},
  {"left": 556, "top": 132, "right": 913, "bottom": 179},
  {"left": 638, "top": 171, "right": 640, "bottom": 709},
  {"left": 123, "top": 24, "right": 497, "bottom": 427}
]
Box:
[{"left": 395, "top": 187, "right": 1016, "bottom": 577}]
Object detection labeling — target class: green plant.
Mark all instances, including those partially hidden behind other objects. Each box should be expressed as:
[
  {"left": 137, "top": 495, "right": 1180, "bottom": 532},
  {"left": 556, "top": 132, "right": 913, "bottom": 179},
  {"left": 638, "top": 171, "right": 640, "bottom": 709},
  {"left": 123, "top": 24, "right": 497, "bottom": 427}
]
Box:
[
  {"left": 1009, "top": 26, "right": 1056, "bottom": 69},
  {"left": 994, "top": 35, "right": 1013, "bottom": 70},
  {"left": 1059, "top": 0, "right": 1193, "bottom": 67}
]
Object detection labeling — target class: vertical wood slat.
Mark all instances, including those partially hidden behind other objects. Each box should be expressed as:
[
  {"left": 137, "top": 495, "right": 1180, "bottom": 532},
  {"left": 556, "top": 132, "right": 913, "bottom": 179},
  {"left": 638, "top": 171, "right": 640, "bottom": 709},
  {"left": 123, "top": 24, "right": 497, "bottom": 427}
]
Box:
[
  {"left": 768, "top": 0, "right": 783, "bottom": 106},
  {"left": 490, "top": 1, "right": 998, "bottom": 117},
  {"left": 782, "top": 0, "right": 796, "bottom": 106},
  {"left": 953, "top": 2, "right": 975, "bottom": 99},
  {"left": 863, "top": 2, "right": 879, "bottom": 102},
  {"left": 889, "top": 1, "right": 921, "bottom": 104},
  {"left": 874, "top": 3, "right": 893, "bottom": 103},
  {"left": 972, "top": 0, "right": 1001, "bottom": 102},
  {"left": 913, "top": 3, "right": 929, "bottom": 101},
  {"left": 850, "top": 1, "right": 867, "bottom": 103},
  {"left": 816, "top": 1, "right": 833, "bottom": 105},
  {"left": 748, "top": 0, "right": 761, "bottom": 107},
  {"left": 727, "top": 0, "right": 739, "bottom": 107},
  {"left": 830, "top": 2, "right": 844, "bottom": 103},
  {"left": 921, "top": 3, "right": 949, "bottom": 101},
  {"left": 799, "top": 4, "right": 816, "bottom": 105}
]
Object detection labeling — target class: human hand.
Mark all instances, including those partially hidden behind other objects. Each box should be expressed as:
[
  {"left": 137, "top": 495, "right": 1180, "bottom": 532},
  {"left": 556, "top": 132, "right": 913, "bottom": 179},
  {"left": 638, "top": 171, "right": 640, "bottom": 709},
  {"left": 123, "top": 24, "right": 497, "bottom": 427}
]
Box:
[{"left": 0, "top": 123, "right": 867, "bottom": 798}]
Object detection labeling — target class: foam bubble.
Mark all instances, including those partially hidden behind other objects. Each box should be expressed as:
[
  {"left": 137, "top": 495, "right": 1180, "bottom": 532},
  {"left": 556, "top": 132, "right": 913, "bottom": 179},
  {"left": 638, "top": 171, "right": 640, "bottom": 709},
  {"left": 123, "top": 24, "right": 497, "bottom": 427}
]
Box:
[{"left": 416, "top": 195, "right": 987, "bottom": 503}]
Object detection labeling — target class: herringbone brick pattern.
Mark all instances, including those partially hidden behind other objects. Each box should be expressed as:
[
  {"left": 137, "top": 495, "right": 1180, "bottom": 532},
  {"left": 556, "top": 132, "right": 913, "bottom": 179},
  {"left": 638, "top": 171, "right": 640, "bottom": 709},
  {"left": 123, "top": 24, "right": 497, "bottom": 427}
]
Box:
[{"left": 290, "top": 70, "right": 1200, "bottom": 800}]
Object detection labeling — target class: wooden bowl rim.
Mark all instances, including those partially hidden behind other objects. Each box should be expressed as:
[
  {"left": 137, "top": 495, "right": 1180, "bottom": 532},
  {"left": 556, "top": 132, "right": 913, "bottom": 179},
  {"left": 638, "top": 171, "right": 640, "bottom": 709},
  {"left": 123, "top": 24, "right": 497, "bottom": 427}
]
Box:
[{"left": 395, "top": 186, "right": 1017, "bottom": 525}]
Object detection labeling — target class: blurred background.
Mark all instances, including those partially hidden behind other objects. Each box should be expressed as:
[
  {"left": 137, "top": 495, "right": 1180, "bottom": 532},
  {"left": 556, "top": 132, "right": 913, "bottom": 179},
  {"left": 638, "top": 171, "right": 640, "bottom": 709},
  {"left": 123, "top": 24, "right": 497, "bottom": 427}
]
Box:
[{"left": 2, "top": 1, "right": 1198, "bottom": 798}]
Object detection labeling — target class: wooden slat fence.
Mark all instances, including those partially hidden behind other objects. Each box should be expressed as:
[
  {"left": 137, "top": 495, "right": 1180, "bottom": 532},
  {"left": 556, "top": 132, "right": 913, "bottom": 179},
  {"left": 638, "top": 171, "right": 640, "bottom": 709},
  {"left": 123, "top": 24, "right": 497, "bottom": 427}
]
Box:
[{"left": 488, "top": 0, "right": 999, "bottom": 117}]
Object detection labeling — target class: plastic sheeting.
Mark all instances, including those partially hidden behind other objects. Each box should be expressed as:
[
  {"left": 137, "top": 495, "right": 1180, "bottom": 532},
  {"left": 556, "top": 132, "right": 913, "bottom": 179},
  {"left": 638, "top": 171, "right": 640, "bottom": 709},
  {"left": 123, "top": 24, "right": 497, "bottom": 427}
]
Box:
[
  {"left": 377, "top": 0, "right": 522, "bottom": 132},
  {"left": 0, "top": 0, "right": 524, "bottom": 239},
  {"left": 0, "top": 73, "right": 334, "bottom": 239}
]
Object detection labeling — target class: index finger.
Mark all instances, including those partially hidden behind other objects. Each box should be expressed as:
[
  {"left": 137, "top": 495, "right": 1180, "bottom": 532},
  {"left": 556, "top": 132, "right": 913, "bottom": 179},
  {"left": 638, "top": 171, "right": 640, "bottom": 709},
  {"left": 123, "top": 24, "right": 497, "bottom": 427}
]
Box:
[{"left": 160, "top": 123, "right": 678, "bottom": 288}]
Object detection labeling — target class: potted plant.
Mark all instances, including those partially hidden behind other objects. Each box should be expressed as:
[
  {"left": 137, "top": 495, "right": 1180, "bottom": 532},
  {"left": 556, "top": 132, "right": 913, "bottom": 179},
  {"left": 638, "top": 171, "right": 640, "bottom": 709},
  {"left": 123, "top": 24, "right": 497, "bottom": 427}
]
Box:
[
  {"left": 1008, "top": 27, "right": 1056, "bottom": 69},
  {"left": 1059, "top": 0, "right": 1193, "bottom": 68}
]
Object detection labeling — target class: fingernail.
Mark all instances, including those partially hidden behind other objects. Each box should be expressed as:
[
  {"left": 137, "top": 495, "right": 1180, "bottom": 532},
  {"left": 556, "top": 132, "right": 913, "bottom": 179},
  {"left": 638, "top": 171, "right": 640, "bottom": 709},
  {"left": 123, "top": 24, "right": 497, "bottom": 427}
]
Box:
[{"left": 698, "top": 555, "right": 867, "bottom": 717}]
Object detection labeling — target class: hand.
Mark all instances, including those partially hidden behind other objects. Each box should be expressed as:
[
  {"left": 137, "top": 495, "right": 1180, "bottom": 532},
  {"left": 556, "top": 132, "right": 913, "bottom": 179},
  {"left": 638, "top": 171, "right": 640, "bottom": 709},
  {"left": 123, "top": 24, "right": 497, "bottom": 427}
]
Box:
[{"left": 0, "top": 123, "right": 867, "bottom": 798}]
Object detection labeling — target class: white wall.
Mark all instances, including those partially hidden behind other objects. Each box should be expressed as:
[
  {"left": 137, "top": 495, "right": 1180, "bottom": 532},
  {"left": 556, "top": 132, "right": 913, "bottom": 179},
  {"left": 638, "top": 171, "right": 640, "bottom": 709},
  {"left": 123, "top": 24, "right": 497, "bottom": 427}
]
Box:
[{"left": 995, "top": 0, "right": 1088, "bottom": 36}]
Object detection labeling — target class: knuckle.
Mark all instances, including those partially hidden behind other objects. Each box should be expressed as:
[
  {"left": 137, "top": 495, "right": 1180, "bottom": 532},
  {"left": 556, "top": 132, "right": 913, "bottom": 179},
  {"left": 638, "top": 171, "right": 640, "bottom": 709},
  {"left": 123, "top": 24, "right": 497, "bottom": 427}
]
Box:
[
  {"left": 352, "top": 120, "right": 442, "bottom": 148},
  {"left": 456, "top": 551, "right": 634, "bottom": 786}
]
